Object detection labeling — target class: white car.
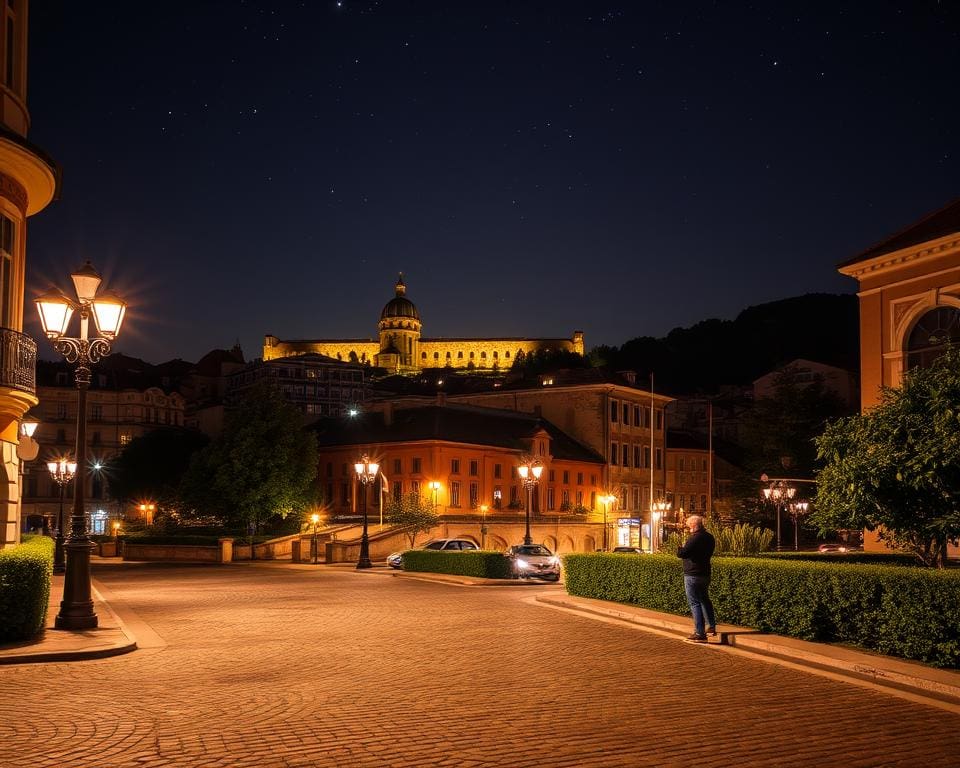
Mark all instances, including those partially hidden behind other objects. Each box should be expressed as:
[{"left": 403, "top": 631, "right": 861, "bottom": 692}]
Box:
[
  {"left": 504, "top": 544, "right": 561, "bottom": 581},
  {"left": 386, "top": 538, "right": 479, "bottom": 569}
]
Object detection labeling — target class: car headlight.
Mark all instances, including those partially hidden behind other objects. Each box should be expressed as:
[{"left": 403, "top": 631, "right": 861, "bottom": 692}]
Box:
[
  {"left": 549, "top": 557, "right": 559, "bottom": 566},
  {"left": 516, "top": 558, "right": 530, "bottom": 569}
]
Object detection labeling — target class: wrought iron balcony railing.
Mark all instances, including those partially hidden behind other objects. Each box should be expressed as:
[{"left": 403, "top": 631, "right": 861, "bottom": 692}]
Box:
[{"left": 0, "top": 327, "right": 37, "bottom": 395}]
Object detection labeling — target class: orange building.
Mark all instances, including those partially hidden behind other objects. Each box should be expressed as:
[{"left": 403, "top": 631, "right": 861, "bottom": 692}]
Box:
[
  {"left": 839, "top": 198, "right": 960, "bottom": 556},
  {"left": 312, "top": 402, "right": 607, "bottom": 552},
  {"left": 0, "top": 0, "right": 59, "bottom": 547}
]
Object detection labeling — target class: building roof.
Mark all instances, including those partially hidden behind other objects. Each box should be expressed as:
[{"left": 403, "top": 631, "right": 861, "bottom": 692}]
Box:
[
  {"left": 380, "top": 274, "right": 420, "bottom": 321},
  {"left": 311, "top": 403, "right": 605, "bottom": 464},
  {"left": 840, "top": 197, "right": 960, "bottom": 267}
]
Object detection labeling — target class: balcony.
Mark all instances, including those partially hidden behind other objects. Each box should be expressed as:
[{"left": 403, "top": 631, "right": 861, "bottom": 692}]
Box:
[{"left": 0, "top": 328, "right": 36, "bottom": 395}]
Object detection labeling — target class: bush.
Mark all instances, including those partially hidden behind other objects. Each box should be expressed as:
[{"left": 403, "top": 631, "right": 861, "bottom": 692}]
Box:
[
  {"left": 562, "top": 552, "right": 960, "bottom": 668},
  {"left": 401, "top": 550, "right": 513, "bottom": 579},
  {"left": 761, "top": 551, "right": 921, "bottom": 567},
  {"left": 0, "top": 535, "right": 54, "bottom": 642}
]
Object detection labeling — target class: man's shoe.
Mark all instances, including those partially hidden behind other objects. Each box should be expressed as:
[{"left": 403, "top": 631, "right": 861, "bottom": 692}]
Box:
[
  {"left": 686, "top": 633, "right": 708, "bottom": 643},
  {"left": 707, "top": 626, "right": 717, "bottom": 637}
]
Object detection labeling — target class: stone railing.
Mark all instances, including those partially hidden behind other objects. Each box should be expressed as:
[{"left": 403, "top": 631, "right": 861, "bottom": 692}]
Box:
[{"left": 0, "top": 327, "right": 36, "bottom": 395}]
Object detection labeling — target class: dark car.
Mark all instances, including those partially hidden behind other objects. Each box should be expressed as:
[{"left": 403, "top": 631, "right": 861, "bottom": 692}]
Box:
[
  {"left": 504, "top": 544, "right": 561, "bottom": 581},
  {"left": 611, "top": 546, "right": 645, "bottom": 554},
  {"left": 817, "top": 543, "right": 863, "bottom": 554},
  {"left": 386, "top": 538, "right": 479, "bottom": 569}
]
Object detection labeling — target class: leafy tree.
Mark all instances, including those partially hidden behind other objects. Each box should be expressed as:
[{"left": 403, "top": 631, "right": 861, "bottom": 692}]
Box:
[
  {"left": 178, "top": 381, "right": 319, "bottom": 534},
  {"left": 812, "top": 347, "right": 960, "bottom": 567},
  {"left": 384, "top": 491, "right": 440, "bottom": 547},
  {"left": 108, "top": 428, "right": 208, "bottom": 509}
]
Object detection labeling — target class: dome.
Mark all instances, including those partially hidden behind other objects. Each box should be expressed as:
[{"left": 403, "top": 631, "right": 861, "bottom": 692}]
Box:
[{"left": 380, "top": 273, "right": 420, "bottom": 321}]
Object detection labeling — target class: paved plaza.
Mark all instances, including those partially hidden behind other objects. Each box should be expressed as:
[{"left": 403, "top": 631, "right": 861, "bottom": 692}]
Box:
[{"left": 2, "top": 562, "right": 958, "bottom": 767}]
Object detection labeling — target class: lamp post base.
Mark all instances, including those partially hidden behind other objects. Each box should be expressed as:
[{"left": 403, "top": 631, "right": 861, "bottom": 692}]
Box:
[
  {"left": 53, "top": 532, "right": 65, "bottom": 574},
  {"left": 55, "top": 540, "right": 98, "bottom": 630}
]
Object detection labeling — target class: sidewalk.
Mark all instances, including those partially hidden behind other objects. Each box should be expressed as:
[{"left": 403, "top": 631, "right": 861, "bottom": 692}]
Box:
[
  {"left": 0, "top": 572, "right": 137, "bottom": 665},
  {"left": 4, "top": 565, "right": 960, "bottom": 714}
]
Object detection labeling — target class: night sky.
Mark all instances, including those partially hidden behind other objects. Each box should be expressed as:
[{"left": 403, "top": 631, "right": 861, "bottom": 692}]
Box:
[{"left": 23, "top": 2, "right": 960, "bottom": 364}]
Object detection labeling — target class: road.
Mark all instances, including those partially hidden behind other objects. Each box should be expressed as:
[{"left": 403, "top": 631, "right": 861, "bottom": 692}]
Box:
[{"left": 2, "top": 561, "right": 956, "bottom": 767}]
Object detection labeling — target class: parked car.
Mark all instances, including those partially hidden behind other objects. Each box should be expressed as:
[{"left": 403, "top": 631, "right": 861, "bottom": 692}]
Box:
[
  {"left": 504, "top": 544, "right": 561, "bottom": 581},
  {"left": 386, "top": 538, "right": 479, "bottom": 569},
  {"left": 611, "top": 546, "right": 645, "bottom": 554},
  {"left": 817, "top": 543, "right": 863, "bottom": 553}
]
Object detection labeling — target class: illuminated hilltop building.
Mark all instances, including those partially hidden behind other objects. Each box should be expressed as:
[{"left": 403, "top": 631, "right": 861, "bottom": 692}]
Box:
[
  {"left": 0, "top": 0, "right": 59, "bottom": 548},
  {"left": 264, "top": 274, "right": 584, "bottom": 373}
]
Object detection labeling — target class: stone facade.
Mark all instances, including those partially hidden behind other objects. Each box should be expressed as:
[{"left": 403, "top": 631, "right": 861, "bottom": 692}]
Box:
[{"left": 263, "top": 275, "right": 584, "bottom": 373}]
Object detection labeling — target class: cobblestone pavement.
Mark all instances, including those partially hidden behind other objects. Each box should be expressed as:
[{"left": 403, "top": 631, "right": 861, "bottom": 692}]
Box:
[{"left": 2, "top": 562, "right": 957, "bottom": 768}]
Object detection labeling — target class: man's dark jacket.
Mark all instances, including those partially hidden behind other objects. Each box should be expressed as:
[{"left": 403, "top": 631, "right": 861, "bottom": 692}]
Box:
[{"left": 677, "top": 528, "right": 716, "bottom": 577}]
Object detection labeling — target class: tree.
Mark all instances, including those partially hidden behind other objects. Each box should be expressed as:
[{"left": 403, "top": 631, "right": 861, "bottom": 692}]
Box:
[
  {"left": 178, "top": 382, "right": 319, "bottom": 534},
  {"left": 384, "top": 491, "right": 440, "bottom": 547},
  {"left": 109, "top": 427, "right": 209, "bottom": 512},
  {"left": 812, "top": 347, "right": 960, "bottom": 567}
]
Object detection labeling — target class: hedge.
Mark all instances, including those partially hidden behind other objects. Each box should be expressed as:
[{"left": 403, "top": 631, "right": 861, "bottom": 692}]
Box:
[
  {"left": 761, "top": 551, "right": 922, "bottom": 567},
  {"left": 0, "top": 535, "right": 54, "bottom": 642},
  {"left": 562, "top": 552, "right": 960, "bottom": 668},
  {"left": 400, "top": 550, "right": 513, "bottom": 579}
]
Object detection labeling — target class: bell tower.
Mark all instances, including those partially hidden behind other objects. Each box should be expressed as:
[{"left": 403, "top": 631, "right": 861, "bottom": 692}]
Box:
[{"left": 376, "top": 274, "right": 422, "bottom": 372}]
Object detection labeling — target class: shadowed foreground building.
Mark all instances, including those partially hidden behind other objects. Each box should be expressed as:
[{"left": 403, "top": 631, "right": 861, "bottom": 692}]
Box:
[{"left": 264, "top": 274, "right": 584, "bottom": 374}]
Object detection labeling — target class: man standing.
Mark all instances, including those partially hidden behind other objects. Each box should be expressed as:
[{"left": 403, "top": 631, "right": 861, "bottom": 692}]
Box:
[{"left": 677, "top": 514, "right": 716, "bottom": 643}]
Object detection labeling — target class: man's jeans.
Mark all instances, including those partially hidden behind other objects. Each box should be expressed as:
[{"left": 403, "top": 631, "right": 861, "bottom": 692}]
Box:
[{"left": 683, "top": 575, "right": 716, "bottom": 637}]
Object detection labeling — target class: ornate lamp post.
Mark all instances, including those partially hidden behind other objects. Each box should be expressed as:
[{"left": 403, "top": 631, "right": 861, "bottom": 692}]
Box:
[
  {"left": 651, "top": 498, "right": 671, "bottom": 553},
  {"left": 354, "top": 455, "right": 379, "bottom": 569},
  {"left": 599, "top": 494, "right": 617, "bottom": 551},
  {"left": 112, "top": 520, "right": 121, "bottom": 557},
  {"left": 761, "top": 477, "right": 796, "bottom": 552},
  {"left": 517, "top": 457, "right": 543, "bottom": 545},
  {"left": 47, "top": 458, "right": 77, "bottom": 573},
  {"left": 479, "top": 504, "right": 488, "bottom": 549},
  {"left": 310, "top": 512, "right": 321, "bottom": 564},
  {"left": 428, "top": 480, "right": 441, "bottom": 511},
  {"left": 788, "top": 500, "right": 809, "bottom": 551},
  {"left": 35, "top": 261, "right": 127, "bottom": 630}
]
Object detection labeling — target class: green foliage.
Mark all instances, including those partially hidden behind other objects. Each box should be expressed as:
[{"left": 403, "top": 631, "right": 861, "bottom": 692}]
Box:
[
  {"left": 761, "top": 551, "right": 921, "bottom": 567},
  {"left": 0, "top": 535, "right": 53, "bottom": 641},
  {"left": 814, "top": 347, "right": 960, "bottom": 567},
  {"left": 562, "top": 552, "right": 960, "bottom": 668},
  {"left": 707, "top": 522, "right": 774, "bottom": 556},
  {"left": 108, "top": 427, "right": 209, "bottom": 507},
  {"left": 384, "top": 491, "right": 440, "bottom": 547},
  {"left": 400, "top": 550, "right": 513, "bottom": 578},
  {"left": 178, "top": 381, "right": 319, "bottom": 534}
]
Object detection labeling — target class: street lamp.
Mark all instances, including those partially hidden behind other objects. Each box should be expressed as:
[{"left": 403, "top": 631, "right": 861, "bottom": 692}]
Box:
[
  {"left": 310, "top": 512, "right": 321, "bottom": 564},
  {"left": 788, "top": 500, "right": 809, "bottom": 551},
  {"left": 138, "top": 502, "right": 156, "bottom": 525},
  {"left": 428, "top": 480, "right": 441, "bottom": 510},
  {"left": 47, "top": 458, "right": 77, "bottom": 573},
  {"left": 112, "top": 520, "right": 121, "bottom": 557},
  {"left": 35, "top": 261, "right": 126, "bottom": 630},
  {"left": 599, "top": 494, "right": 617, "bottom": 551},
  {"left": 761, "top": 478, "right": 796, "bottom": 552},
  {"left": 479, "top": 504, "right": 488, "bottom": 549},
  {"left": 651, "top": 498, "right": 671, "bottom": 553},
  {"left": 517, "top": 457, "right": 543, "bottom": 546},
  {"left": 354, "top": 455, "right": 379, "bottom": 569}
]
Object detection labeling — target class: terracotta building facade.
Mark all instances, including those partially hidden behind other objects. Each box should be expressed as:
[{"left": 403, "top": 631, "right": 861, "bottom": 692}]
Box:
[{"left": 263, "top": 275, "right": 584, "bottom": 373}]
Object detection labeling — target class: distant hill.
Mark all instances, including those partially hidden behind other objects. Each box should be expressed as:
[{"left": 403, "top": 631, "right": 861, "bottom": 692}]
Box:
[{"left": 592, "top": 293, "right": 858, "bottom": 396}]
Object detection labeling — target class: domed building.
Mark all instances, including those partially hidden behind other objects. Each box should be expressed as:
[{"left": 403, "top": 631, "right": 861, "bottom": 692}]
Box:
[{"left": 264, "top": 274, "right": 584, "bottom": 374}]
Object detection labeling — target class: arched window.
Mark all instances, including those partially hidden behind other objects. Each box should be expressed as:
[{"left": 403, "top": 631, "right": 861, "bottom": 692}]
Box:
[
  {"left": 421, "top": 352, "right": 427, "bottom": 359},
  {"left": 505, "top": 351, "right": 511, "bottom": 358},
  {"left": 469, "top": 351, "right": 475, "bottom": 359},
  {"left": 446, "top": 351, "right": 451, "bottom": 359},
  {"left": 493, "top": 351, "right": 498, "bottom": 359},
  {"left": 458, "top": 351, "right": 463, "bottom": 359},
  {"left": 906, "top": 306, "right": 960, "bottom": 370},
  {"left": 434, "top": 352, "right": 440, "bottom": 360},
  {"left": 480, "top": 351, "right": 487, "bottom": 359}
]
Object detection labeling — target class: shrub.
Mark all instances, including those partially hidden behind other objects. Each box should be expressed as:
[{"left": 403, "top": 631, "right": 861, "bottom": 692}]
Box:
[
  {"left": 562, "top": 552, "right": 960, "bottom": 668},
  {"left": 0, "top": 535, "right": 54, "bottom": 642},
  {"left": 401, "top": 550, "right": 513, "bottom": 579}
]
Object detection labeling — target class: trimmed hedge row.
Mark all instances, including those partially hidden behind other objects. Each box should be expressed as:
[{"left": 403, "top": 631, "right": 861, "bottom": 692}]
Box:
[
  {"left": 0, "top": 535, "right": 54, "bottom": 642},
  {"left": 762, "top": 551, "right": 922, "bottom": 567},
  {"left": 401, "top": 550, "right": 513, "bottom": 579},
  {"left": 562, "top": 552, "right": 960, "bottom": 668}
]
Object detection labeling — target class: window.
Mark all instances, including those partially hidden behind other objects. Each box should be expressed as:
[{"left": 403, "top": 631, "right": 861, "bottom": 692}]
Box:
[
  {"left": 56, "top": 403, "right": 67, "bottom": 419},
  {"left": 547, "top": 487, "right": 555, "bottom": 510},
  {"left": 393, "top": 458, "right": 402, "bottom": 474},
  {"left": 451, "top": 458, "right": 460, "bottom": 474},
  {"left": 701, "top": 494, "right": 707, "bottom": 511},
  {"left": 548, "top": 469, "right": 555, "bottom": 482},
  {"left": 493, "top": 486, "right": 502, "bottom": 509},
  {"left": 679, "top": 494, "right": 686, "bottom": 510},
  {"left": 91, "top": 404, "right": 103, "bottom": 421},
  {"left": 0, "top": 213, "right": 14, "bottom": 327},
  {"left": 610, "top": 443, "right": 618, "bottom": 465},
  {"left": 690, "top": 496, "right": 697, "bottom": 512},
  {"left": 562, "top": 470, "right": 569, "bottom": 484},
  {"left": 56, "top": 428, "right": 66, "bottom": 443},
  {"left": 643, "top": 446, "right": 651, "bottom": 468},
  {"left": 561, "top": 490, "right": 570, "bottom": 508},
  {"left": 577, "top": 472, "right": 583, "bottom": 485},
  {"left": 634, "top": 405, "right": 641, "bottom": 426},
  {"left": 632, "top": 487, "right": 640, "bottom": 510},
  {"left": 120, "top": 433, "right": 131, "bottom": 446},
  {"left": 655, "top": 447, "right": 662, "bottom": 470},
  {"left": 393, "top": 480, "right": 402, "bottom": 498},
  {"left": 906, "top": 306, "right": 960, "bottom": 370},
  {"left": 494, "top": 463, "right": 502, "bottom": 479},
  {"left": 679, "top": 457, "right": 686, "bottom": 471},
  {"left": 341, "top": 483, "right": 350, "bottom": 505},
  {"left": 621, "top": 444, "right": 630, "bottom": 468},
  {"left": 469, "top": 460, "right": 478, "bottom": 476},
  {"left": 622, "top": 403, "right": 630, "bottom": 425},
  {"left": 656, "top": 410, "right": 663, "bottom": 430},
  {"left": 644, "top": 407, "right": 651, "bottom": 428},
  {"left": 576, "top": 490, "right": 583, "bottom": 506},
  {"left": 590, "top": 491, "right": 597, "bottom": 510},
  {"left": 469, "top": 482, "right": 479, "bottom": 507},
  {"left": 411, "top": 480, "right": 421, "bottom": 496},
  {"left": 450, "top": 481, "right": 460, "bottom": 507},
  {"left": 412, "top": 457, "right": 422, "bottom": 473},
  {"left": 610, "top": 401, "right": 618, "bottom": 423},
  {"left": 510, "top": 486, "right": 519, "bottom": 505},
  {"left": 633, "top": 446, "right": 640, "bottom": 469}
]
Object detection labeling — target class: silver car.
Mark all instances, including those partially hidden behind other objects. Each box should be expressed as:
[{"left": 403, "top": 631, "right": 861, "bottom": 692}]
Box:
[
  {"left": 505, "top": 544, "right": 561, "bottom": 581},
  {"left": 386, "top": 538, "right": 479, "bottom": 569}
]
